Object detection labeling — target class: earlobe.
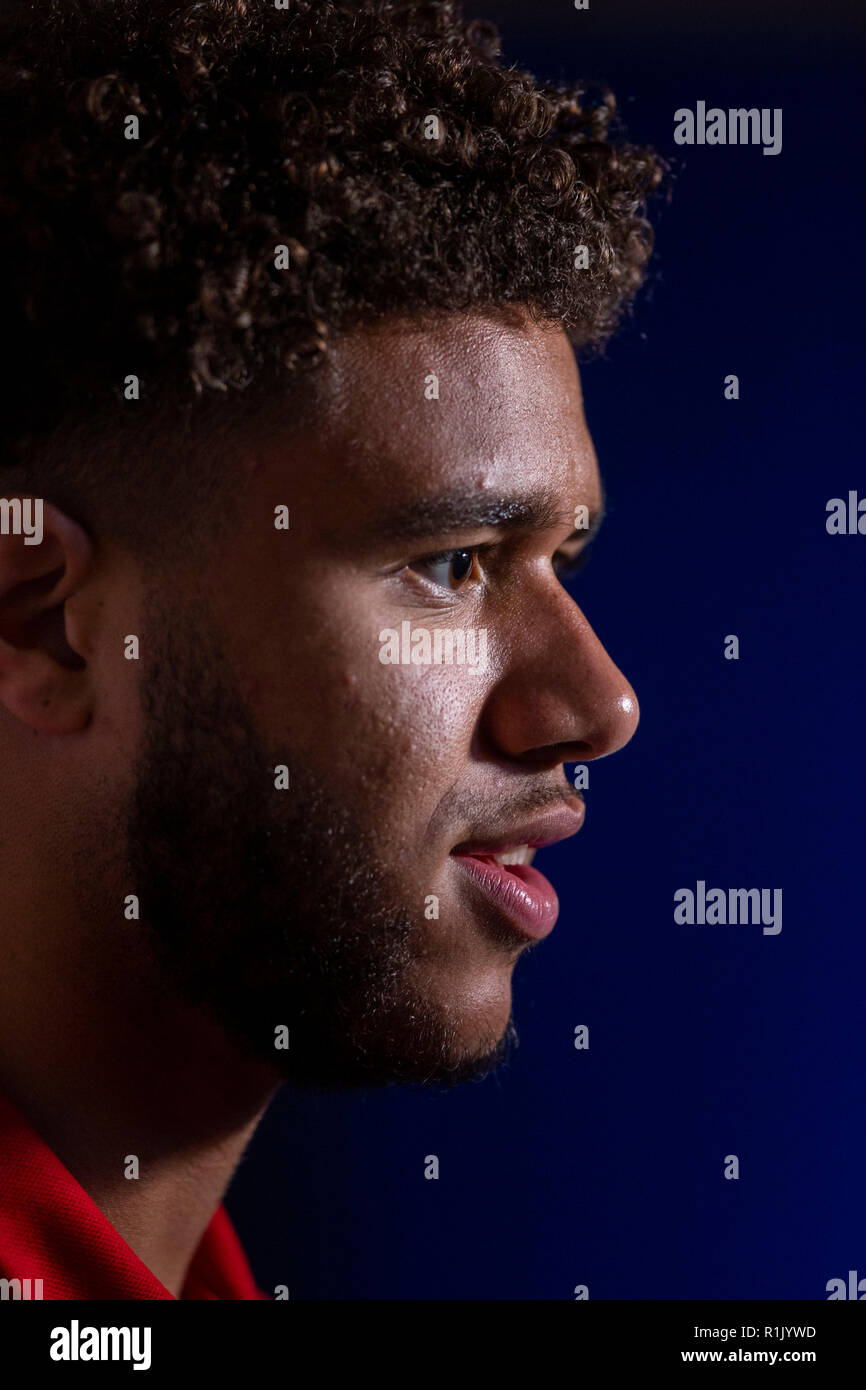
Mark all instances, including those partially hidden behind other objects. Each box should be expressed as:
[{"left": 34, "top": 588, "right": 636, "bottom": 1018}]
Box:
[{"left": 0, "top": 499, "right": 95, "bottom": 734}]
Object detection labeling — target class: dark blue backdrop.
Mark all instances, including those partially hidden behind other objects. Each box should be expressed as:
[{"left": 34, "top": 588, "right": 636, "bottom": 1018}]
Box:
[{"left": 227, "top": 0, "right": 866, "bottom": 1299}]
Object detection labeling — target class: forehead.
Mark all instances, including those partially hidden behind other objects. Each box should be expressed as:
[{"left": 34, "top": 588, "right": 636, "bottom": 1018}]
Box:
[{"left": 251, "top": 310, "right": 600, "bottom": 520}]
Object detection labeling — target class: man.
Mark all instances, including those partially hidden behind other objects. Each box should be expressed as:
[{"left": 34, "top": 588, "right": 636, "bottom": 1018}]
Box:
[{"left": 0, "top": 0, "right": 660, "bottom": 1298}]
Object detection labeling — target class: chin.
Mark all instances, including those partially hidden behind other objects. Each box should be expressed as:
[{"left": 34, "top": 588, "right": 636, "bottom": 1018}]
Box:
[{"left": 436, "top": 969, "right": 517, "bottom": 1051}]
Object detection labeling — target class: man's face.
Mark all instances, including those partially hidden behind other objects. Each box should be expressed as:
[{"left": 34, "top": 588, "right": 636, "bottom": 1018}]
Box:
[{"left": 129, "top": 309, "right": 638, "bottom": 1088}]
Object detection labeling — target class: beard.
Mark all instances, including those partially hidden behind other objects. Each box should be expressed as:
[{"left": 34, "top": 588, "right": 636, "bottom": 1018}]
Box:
[{"left": 126, "top": 599, "right": 516, "bottom": 1090}]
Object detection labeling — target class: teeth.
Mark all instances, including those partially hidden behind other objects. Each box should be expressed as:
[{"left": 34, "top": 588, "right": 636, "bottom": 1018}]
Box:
[{"left": 493, "top": 845, "right": 532, "bottom": 866}]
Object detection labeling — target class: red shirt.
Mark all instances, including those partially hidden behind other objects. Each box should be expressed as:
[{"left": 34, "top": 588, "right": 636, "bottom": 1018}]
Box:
[{"left": 0, "top": 1089, "right": 268, "bottom": 1300}]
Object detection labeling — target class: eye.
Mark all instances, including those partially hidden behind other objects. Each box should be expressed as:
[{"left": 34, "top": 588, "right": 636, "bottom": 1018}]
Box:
[
  {"left": 552, "top": 546, "right": 591, "bottom": 581},
  {"left": 411, "top": 547, "right": 481, "bottom": 591}
]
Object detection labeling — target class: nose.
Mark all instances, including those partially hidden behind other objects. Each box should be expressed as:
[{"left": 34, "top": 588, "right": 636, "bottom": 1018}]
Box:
[{"left": 481, "top": 583, "right": 639, "bottom": 771}]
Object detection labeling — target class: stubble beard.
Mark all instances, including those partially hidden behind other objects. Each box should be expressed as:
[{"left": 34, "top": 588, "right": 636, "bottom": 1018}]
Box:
[{"left": 125, "top": 600, "right": 517, "bottom": 1091}]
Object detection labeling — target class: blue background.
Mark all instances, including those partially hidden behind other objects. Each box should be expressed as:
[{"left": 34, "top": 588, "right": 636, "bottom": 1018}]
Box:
[{"left": 227, "top": 0, "right": 866, "bottom": 1298}]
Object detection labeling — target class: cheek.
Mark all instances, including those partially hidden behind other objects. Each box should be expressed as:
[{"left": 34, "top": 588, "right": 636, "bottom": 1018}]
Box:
[
  {"left": 325, "top": 658, "right": 489, "bottom": 817},
  {"left": 223, "top": 563, "right": 491, "bottom": 844},
  {"left": 270, "top": 626, "right": 491, "bottom": 847}
]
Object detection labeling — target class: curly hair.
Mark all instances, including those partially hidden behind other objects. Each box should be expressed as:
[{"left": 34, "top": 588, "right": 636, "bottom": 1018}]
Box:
[{"left": 0, "top": 0, "right": 662, "bottom": 538}]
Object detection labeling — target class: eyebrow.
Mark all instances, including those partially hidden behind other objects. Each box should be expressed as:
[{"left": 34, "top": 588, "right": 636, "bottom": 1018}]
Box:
[{"left": 368, "top": 483, "right": 606, "bottom": 548}]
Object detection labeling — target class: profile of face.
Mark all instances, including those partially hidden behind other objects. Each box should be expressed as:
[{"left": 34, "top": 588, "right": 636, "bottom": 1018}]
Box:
[{"left": 101, "top": 309, "right": 639, "bottom": 1091}]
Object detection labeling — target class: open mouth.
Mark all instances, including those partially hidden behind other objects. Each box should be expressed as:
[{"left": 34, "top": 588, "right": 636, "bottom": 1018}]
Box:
[
  {"left": 450, "top": 845, "right": 560, "bottom": 941},
  {"left": 485, "top": 845, "right": 535, "bottom": 867},
  {"left": 449, "top": 800, "right": 584, "bottom": 942}
]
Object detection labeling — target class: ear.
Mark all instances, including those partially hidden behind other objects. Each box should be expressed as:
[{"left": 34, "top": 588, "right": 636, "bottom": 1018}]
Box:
[{"left": 0, "top": 497, "right": 95, "bottom": 734}]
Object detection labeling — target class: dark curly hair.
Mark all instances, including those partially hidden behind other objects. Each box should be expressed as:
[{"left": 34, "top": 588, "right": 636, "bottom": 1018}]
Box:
[{"left": 0, "top": 0, "right": 662, "bottom": 546}]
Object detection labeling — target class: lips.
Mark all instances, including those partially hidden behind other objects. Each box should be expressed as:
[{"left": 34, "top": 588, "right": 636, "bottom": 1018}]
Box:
[
  {"left": 450, "top": 800, "right": 584, "bottom": 942},
  {"left": 452, "top": 854, "right": 560, "bottom": 939}
]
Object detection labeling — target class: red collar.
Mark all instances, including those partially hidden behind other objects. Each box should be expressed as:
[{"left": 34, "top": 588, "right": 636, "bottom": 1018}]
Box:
[{"left": 0, "top": 1089, "right": 268, "bottom": 1300}]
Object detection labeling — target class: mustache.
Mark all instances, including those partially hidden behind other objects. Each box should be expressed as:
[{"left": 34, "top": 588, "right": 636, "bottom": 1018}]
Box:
[{"left": 438, "top": 775, "right": 584, "bottom": 839}]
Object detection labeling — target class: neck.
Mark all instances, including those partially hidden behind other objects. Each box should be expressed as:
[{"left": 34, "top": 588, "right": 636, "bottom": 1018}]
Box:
[{"left": 0, "top": 898, "right": 279, "bottom": 1297}]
